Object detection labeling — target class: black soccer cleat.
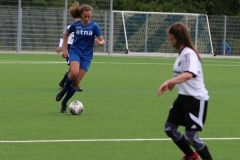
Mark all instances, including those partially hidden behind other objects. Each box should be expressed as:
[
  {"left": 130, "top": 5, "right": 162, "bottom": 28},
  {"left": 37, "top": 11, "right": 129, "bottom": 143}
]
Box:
[
  {"left": 76, "top": 86, "right": 83, "bottom": 92},
  {"left": 60, "top": 102, "right": 67, "bottom": 113},
  {"left": 56, "top": 89, "right": 67, "bottom": 101}
]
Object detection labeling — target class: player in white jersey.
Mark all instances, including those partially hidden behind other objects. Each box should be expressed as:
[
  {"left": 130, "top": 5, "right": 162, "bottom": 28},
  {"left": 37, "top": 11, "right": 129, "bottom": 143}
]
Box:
[
  {"left": 56, "top": 5, "right": 82, "bottom": 92},
  {"left": 56, "top": 25, "right": 74, "bottom": 59},
  {"left": 56, "top": 3, "right": 105, "bottom": 113},
  {"left": 158, "top": 23, "right": 212, "bottom": 160}
]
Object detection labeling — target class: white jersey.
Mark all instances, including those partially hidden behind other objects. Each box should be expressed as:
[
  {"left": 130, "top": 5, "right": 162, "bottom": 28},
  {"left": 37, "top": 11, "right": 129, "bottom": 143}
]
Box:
[
  {"left": 173, "top": 47, "right": 209, "bottom": 100},
  {"left": 58, "top": 25, "right": 74, "bottom": 47}
]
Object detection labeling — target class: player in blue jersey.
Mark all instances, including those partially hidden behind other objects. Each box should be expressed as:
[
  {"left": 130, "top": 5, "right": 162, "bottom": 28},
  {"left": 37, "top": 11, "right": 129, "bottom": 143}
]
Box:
[
  {"left": 56, "top": 2, "right": 82, "bottom": 92},
  {"left": 55, "top": 3, "right": 105, "bottom": 113},
  {"left": 56, "top": 20, "right": 82, "bottom": 92}
]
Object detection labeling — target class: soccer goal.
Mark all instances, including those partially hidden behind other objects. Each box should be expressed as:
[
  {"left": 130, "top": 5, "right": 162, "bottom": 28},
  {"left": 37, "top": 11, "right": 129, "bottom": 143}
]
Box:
[{"left": 111, "top": 11, "right": 213, "bottom": 54}]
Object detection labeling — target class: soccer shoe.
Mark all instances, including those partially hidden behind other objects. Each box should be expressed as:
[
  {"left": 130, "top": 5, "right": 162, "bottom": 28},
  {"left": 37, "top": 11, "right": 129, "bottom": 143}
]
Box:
[
  {"left": 76, "top": 86, "right": 83, "bottom": 92},
  {"left": 182, "top": 152, "right": 200, "bottom": 160},
  {"left": 60, "top": 102, "right": 67, "bottom": 113},
  {"left": 56, "top": 89, "right": 67, "bottom": 101}
]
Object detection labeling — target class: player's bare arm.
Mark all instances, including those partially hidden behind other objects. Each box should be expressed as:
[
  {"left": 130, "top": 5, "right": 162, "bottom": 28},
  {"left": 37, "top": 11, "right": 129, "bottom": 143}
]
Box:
[
  {"left": 167, "top": 72, "right": 193, "bottom": 84},
  {"left": 158, "top": 72, "right": 192, "bottom": 97}
]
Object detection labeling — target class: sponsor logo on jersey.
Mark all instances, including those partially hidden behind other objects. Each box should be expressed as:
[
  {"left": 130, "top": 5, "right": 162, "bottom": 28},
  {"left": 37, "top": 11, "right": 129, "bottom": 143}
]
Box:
[{"left": 76, "top": 30, "right": 93, "bottom": 36}]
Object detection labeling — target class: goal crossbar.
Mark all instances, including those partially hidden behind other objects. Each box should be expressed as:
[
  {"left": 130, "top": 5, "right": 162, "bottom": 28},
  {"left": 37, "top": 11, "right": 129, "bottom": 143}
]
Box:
[{"left": 111, "top": 11, "right": 214, "bottom": 55}]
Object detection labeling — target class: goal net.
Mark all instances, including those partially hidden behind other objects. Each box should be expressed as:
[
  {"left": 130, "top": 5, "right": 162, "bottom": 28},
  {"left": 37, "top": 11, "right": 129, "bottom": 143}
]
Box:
[{"left": 112, "top": 11, "right": 213, "bottom": 54}]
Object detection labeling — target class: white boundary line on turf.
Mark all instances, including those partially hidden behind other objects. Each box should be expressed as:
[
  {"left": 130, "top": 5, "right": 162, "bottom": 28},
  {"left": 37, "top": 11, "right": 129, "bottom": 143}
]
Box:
[
  {"left": 1, "top": 60, "right": 240, "bottom": 67},
  {"left": 1, "top": 138, "right": 240, "bottom": 143}
]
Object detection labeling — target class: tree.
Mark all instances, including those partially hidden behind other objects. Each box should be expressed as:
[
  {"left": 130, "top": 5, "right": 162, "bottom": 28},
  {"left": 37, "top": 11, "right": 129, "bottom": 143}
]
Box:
[
  {"left": 1, "top": 0, "right": 240, "bottom": 15},
  {"left": 205, "top": 0, "right": 240, "bottom": 15},
  {"left": 113, "top": 0, "right": 164, "bottom": 12},
  {"left": 113, "top": 0, "right": 240, "bottom": 16},
  {"left": 161, "top": 0, "right": 207, "bottom": 14}
]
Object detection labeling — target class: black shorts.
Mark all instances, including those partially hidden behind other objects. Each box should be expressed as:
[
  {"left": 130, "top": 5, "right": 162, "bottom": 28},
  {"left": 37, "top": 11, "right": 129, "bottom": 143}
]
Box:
[
  {"left": 166, "top": 94, "right": 208, "bottom": 131},
  {"left": 66, "top": 44, "right": 71, "bottom": 65},
  {"left": 66, "top": 56, "right": 70, "bottom": 65}
]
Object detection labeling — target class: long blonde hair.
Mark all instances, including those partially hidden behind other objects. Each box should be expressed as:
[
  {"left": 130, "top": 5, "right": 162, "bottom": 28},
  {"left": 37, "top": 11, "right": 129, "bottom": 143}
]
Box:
[{"left": 168, "top": 22, "right": 201, "bottom": 62}]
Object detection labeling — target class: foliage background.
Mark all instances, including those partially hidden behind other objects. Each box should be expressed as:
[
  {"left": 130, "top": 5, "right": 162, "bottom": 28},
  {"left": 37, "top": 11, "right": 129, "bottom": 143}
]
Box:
[
  {"left": 1, "top": 0, "right": 240, "bottom": 15},
  {"left": 113, "top": 0, "right": 240, "bottom": 15}
]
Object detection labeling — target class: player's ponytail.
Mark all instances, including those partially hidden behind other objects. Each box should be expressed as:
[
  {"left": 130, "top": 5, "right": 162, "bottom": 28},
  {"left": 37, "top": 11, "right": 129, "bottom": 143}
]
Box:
[{"left": 69, "top": 1, "right": 81, "bottom": 19}]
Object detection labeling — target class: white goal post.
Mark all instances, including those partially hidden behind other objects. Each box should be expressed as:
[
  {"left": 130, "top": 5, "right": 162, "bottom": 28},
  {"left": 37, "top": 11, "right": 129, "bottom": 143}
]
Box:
[{"left": 111, "top": 11, "right": 213, "bottom": 54}]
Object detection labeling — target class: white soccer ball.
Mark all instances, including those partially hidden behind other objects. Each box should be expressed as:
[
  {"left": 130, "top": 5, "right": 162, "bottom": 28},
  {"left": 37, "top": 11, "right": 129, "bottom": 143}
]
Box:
[{"left": 69, "top": 100, "right": 84, "bottom": 115}]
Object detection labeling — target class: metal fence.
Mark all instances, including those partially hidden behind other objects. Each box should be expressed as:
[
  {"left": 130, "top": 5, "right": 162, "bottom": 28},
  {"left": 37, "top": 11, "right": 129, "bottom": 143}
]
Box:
[
  {"left": 208, "top": 15, "right": 240, "bottom": 56},
  {"left": 0, "top": 0, "right": 111, "bottom": 53},
  {"left": 110, "top": 13, "right": 240, "bottom": 56},
  {"left": 0, "top": 0, "right": 240, "bottom": 56}
]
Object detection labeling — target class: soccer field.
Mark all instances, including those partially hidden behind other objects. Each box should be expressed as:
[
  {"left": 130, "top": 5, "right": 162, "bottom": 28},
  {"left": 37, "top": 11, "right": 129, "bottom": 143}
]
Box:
[{"left": 0, "top": 53, "right": 239, "bottom": 160}]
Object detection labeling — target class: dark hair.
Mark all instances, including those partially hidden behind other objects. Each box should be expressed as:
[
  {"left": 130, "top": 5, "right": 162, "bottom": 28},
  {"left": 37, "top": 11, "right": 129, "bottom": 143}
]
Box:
[
  {"left": 69, "top": 1, "right": 81, "bottom": 19},
  {"left": 80, "top": 4, "right": 93, "bottom": 15},
  {"left": 168, "top": 22, "right": 201, "bottom": 62}
]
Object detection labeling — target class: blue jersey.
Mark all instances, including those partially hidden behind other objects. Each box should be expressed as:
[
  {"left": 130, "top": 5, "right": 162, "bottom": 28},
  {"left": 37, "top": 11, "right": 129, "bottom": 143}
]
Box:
[{"left": 68, "top": 20, "right": 103, "bottom": 60}]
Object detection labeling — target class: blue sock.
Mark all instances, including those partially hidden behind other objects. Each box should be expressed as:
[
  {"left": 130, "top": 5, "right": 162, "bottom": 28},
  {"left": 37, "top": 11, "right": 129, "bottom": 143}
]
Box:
[
  {"left": 63, "top": 77, "right": 74, "bottom": 91},
  {"left": 62, "top": 87, "right": 77, "bottom": 104}
]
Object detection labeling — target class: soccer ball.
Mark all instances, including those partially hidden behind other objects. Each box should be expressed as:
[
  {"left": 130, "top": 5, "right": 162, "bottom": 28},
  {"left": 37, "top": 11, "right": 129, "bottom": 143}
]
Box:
[{"left": 69, "top": 100, "right": 84, "bottom": 115}]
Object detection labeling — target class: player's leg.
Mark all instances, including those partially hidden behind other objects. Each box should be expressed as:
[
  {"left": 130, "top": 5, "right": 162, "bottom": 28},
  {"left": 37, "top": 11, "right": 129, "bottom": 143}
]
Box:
[
  {"left": 56, "top": 61, "right": 79, "bottom": 102},
  {"left": 75, "top": 68, "right": 83, "bottom": 92},
  {"left": 65, "top": 66, "right": 83, "bottom": 92},
  {"left": 59, "top": 56, "right": 70, "bottom": 88},
  {"left": 61, "top": 60, "right": 89, "bottom": 103},
  {"left": 61, "top": 69, "right": 86, "bottom": 106},
  {"left": 185, "top": 130, "right": 212, "bottom": 160},
  {"left": 164, "top": 122, "right": 197, "bottom": 159},
  {"left": 74, "top": 60, "right": 90, "bottom": 91},
  {"left": 57, "top": 61, "right": 80, "bottom": 112},
  {"left": 72, "top": 69, "right": 86, "bottom": 89},
  {"left": 61, "top": 47, "right": 82, "bottom": 91},
  {"left": 59, "top": 61, "right": 82, "bottom": 91},
  {"left": 184, "top": 98, "right": 212, "bottom": 160},
  {"left": 164, "top": 95, "right": 197, "bottom": 158},
  {"left": 59, "top": 71, "right": 68, "bottom": 88},
  {"left": 59, "top": 60, "right": 89, "bottom": 113}
]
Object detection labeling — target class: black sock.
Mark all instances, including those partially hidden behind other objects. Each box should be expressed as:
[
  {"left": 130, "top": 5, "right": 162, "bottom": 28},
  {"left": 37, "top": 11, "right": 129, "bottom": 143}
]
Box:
[
  {"left": 196, "top": 145, "right": 212, "bottom": 160},
  {"left": 62, "top": 87, "right": 77, "bottom": 104},
  {"left": 173, "top": 135, "right": 194, "bottom": 157},
  {"left": 60, "top": 72, "right": 68, "bottom": 84}
]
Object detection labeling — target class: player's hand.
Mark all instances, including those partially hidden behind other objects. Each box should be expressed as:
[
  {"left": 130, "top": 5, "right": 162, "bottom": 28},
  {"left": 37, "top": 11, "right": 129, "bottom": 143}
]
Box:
[
  {"left": 56, "top": 47, "right": 62, "bottom": 54},
  {"left": 62, "top": 50, "right": 68, "bottom": 58},
  {"left": 158, "top": 81, "right": 170, "bottom": 97},
  {"left": 168, "top": 84, "right": 175, "bottom": 91},
  {"left": 94, "top": 38, "right": 100, "bottom": 45}
]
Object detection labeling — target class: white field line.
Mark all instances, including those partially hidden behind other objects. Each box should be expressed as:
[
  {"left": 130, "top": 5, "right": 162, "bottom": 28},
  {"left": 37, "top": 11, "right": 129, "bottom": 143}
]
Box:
[
  {"left": 0, "top": 60, "right": 65, "bottom": 64},
  {"left": 0, "top": 60, "right": 240, "bottom": 66},
  {"left": 1, "top": 138, "right": 240, "bottom": 143}
]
